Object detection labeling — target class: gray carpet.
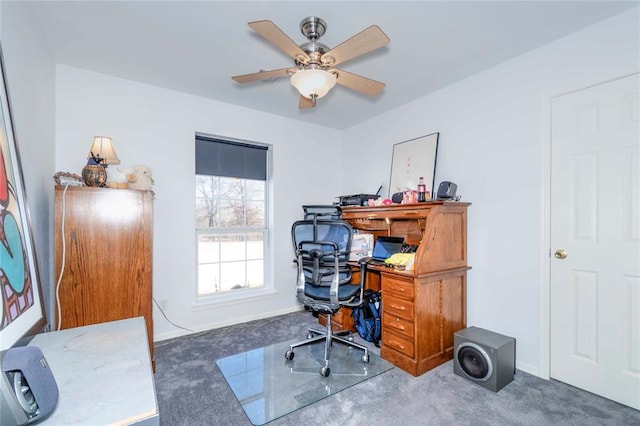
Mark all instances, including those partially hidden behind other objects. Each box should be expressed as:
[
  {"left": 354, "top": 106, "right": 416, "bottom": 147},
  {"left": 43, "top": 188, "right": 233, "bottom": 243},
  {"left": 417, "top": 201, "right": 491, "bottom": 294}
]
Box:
[{"left": 154, "top": 311, "right": 640, "bottom": 425}]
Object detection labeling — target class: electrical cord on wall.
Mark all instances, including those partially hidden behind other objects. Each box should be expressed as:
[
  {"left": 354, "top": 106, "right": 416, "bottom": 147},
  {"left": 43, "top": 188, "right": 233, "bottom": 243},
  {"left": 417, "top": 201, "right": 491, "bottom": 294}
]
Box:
[
  {"left": 54, "top": 183, "right": 70, "bottom": 331},
  {"left": 152, "top": 297, "right": 202, "bottom": 345}
]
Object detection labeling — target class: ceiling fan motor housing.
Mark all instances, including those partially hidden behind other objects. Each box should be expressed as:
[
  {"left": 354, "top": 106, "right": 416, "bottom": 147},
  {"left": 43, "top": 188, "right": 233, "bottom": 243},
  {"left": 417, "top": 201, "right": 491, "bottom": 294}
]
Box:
[{"left": 297, "top": 42, "right": 330, "bottom": 67}]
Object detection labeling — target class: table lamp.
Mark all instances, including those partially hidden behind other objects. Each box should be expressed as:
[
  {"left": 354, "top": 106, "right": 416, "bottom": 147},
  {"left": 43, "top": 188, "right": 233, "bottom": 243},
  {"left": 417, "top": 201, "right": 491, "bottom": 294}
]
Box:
[{"left": 82, "top": 136, "right": 120, "bottom": 187}]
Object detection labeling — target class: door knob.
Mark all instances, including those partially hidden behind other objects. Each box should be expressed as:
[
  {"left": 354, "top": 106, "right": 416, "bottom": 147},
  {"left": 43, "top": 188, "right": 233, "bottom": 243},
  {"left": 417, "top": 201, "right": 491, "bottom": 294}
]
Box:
[{"left": 554, "top": 249, "right": 567, "bottom": 259}]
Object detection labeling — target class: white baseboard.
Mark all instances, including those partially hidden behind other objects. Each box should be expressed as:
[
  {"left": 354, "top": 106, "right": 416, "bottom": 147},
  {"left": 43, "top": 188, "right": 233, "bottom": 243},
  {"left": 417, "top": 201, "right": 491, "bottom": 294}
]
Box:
[{"left": 516, "top": 360, "right": 543, "bottom": 378}]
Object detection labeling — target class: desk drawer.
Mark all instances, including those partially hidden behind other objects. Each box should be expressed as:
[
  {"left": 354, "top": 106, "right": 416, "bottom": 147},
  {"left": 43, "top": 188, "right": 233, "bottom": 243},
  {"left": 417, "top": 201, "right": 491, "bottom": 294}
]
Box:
[
  {"left": 383, "top": 312, "right": 414, "bottom": 339},
  {"left": 384, "top": 295, "right": 414, "bottom": 321},
  {"left": 382, "top": 276, "right": 415, "bottom": 299},
  {"left": 383, "top": 330, "right": 415, "bottom": 358}
]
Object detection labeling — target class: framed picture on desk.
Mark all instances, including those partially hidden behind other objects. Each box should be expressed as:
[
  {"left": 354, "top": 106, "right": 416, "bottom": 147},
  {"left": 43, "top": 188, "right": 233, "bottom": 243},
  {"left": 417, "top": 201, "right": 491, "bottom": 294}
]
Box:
[{"left": 389, "top": 132, "right": 439, "bottom": 198}]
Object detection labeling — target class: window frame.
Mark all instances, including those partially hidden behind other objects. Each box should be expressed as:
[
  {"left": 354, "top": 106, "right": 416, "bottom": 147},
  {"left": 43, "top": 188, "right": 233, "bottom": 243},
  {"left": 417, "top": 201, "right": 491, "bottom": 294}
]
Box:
[{"left": 193, "top": 134, "right": 273, "bottom": 306}]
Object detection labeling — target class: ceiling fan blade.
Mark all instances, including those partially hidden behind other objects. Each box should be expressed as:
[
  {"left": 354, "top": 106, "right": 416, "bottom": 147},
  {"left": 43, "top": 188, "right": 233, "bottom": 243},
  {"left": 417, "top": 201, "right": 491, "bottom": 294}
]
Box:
[
  {"left": 298, "top": 95, "right": 316, "bottom": 109},
  {"left": 332, "top": 69, "right": 385, "bottom": 97},
  {"left": 248, "top": 20, "right": 310, "bottom": 63},
  {"left": 232, "top": 67, "right": 294, "bottom": 84},
  {"left": 321, "top": 25, "right": 389, "bottom": 67}
]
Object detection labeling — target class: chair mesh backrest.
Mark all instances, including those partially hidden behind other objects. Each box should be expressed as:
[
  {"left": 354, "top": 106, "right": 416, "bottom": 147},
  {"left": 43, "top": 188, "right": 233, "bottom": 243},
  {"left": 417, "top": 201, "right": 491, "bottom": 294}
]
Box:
[{"left": 292, "top": 219, "right": 353, "bottom": 287}]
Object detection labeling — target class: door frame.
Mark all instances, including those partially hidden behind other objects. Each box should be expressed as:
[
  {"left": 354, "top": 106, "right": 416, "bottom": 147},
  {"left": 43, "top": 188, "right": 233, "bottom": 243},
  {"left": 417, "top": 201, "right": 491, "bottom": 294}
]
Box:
[{"left": 538, "top": 70, "right": 639, "bottom": 381}]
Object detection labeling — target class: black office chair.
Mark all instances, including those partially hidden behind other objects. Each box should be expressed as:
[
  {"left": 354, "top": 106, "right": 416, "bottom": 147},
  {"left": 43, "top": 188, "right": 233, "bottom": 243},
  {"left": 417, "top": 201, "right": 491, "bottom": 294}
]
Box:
[{"left": 286, "top": 212, "right": 369, "bottom": 377}]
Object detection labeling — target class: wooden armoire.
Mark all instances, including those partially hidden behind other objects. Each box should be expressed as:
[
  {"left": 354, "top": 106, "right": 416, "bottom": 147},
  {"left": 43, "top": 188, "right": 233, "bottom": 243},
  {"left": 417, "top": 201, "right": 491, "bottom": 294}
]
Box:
[{"left": 54, "top": 186, "right": 154, "bottom": 362}]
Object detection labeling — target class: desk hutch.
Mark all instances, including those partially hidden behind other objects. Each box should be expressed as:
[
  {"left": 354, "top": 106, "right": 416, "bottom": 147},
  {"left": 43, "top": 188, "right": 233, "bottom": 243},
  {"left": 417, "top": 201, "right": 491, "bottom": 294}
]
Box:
[
  {"left": 54, "top": 186, "right": 154, "bottom": 365},
  {"left": 339, "top": 201, "right": 470, "bottom": 376}
]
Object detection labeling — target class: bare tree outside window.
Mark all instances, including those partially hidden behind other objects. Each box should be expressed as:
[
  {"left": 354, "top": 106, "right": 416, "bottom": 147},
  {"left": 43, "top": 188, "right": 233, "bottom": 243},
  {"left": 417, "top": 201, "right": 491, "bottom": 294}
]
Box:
[
  {"left": 196, "top": 175, "right": 219, "bottom": 228},
  {"left": 196, "top": 175, "right": 266, "bottom": 296}
]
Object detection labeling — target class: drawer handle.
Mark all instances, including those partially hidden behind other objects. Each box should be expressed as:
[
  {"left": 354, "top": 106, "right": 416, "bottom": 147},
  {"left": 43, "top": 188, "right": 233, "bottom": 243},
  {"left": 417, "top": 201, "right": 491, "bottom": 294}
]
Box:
[
  {"left": 391, "top": 286, "right": 406, "bottom": 293},
  {"left": 388, "top": 339, "right": 406, "bottom": 350},
  {"left": 390, "top": 303, "right": 406, "bottom": 311},
  {"left": 390, "top": 321, "right": 405, "bottom": 331}
]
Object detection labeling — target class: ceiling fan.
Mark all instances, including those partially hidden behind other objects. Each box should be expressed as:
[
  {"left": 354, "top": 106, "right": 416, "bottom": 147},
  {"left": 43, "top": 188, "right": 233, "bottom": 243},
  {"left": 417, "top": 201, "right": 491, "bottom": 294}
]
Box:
[{"left": 231, "top": 17, "right": 390, "bottom": 109}]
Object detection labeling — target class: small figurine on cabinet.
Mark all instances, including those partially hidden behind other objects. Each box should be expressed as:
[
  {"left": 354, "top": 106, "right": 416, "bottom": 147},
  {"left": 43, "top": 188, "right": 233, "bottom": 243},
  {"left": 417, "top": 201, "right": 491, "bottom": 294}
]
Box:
[{"left": 126, "top": 164, "right": 154, "bottom": 191}]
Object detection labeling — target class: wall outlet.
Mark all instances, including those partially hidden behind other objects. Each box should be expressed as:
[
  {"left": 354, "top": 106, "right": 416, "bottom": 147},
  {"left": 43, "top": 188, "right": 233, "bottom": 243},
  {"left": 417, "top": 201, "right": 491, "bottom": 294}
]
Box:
[{"left": 159, "top": 299, "right": 169, "bottom": 312}]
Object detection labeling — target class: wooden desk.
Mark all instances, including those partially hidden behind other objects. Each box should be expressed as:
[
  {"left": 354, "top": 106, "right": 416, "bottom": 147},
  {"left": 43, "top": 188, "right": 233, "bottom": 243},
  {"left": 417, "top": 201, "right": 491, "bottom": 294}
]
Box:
[{"left": 341, "top": 201, "right": 470, "bottom": 376}]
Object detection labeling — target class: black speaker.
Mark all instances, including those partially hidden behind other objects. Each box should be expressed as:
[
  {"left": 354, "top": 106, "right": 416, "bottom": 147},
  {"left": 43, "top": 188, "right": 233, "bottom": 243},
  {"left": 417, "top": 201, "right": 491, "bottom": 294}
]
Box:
[
  {"left": 391, "top": 192, "right": 403, "bottom": 203},
  {"left": 1, "top": 346, "right": 59, "bottom": 425},
  {"left": 453, "top": 327, "right": 515, "bottom": 392},
  {"left": 436, "top": 181, "right": 457, "bottom": 199}
]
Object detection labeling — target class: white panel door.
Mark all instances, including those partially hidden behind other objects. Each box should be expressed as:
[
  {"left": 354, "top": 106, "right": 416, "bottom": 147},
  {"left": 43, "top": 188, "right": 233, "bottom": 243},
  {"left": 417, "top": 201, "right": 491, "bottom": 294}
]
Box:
[{"left": 550, "top": 73, "right": 639, "bottom": 410}]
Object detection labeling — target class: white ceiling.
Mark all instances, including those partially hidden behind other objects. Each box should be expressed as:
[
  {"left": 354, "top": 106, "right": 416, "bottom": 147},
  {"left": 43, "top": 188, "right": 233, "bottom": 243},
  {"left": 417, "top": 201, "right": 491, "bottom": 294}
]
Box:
[{"left": 19, "top": 1, "right": 637, "bottom": 129}]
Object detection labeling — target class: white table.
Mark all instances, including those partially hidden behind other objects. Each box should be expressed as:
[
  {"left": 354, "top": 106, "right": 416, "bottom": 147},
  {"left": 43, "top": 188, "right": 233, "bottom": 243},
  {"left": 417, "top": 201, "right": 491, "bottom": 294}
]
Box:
[{"left": 29, "top": 317, "right": 159, "bottom": 425}]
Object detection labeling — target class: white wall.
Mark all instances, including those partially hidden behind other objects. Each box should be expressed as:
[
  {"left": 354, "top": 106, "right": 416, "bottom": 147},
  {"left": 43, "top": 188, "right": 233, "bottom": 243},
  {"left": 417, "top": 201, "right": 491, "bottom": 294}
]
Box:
[
  {"left": 342, "top": 8, "right": 639, "bottom": 375},
  {"left": 55, "top": 66, "right": 343, "bottom": 340},
  {"left": 1, "top": 3, "right": 57, "bottom": 328}
]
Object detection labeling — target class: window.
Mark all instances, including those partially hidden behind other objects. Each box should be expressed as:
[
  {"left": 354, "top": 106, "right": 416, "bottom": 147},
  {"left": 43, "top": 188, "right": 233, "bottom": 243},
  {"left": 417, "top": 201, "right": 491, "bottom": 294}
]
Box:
[{"left": 195, "top": 136, "right": 269, "bottom": 297}]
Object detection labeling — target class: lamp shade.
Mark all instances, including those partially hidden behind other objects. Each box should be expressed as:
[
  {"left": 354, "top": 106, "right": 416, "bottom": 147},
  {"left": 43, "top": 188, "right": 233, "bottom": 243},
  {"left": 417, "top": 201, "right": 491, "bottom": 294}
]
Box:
[
  {"left": 87, "top": 136, "right": 120, "bottom": 165},
  {"left": 290, "top": 69, "right": 336, "bottom": 99}
]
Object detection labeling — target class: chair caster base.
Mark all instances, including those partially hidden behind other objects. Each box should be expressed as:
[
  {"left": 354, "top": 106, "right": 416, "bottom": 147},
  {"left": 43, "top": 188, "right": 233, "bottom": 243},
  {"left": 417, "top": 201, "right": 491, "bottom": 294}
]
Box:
[{"left": 320, "top": 366, "right": 330, "bottom": 377}]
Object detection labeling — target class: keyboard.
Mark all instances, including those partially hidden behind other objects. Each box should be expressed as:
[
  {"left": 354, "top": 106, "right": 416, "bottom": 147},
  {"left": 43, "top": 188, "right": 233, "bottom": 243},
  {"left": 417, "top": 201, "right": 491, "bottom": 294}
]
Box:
[{"left": 357, "top": 257, "right": 387, "bottom": 267}]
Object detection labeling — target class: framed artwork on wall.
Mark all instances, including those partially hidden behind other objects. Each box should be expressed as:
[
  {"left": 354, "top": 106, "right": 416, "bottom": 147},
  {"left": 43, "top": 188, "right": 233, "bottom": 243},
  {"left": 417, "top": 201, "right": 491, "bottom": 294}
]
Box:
[
  {"left": 0, "top": 45, "right": 46, "bottom": 351},
  {"left": 388, "top": 132, "right": 439, "bottom": 198}
]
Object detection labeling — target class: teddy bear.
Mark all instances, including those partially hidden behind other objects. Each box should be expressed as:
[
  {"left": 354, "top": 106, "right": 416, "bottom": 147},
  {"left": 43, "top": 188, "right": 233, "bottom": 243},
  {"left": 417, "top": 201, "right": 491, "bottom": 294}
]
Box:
[{"left": 125, "top": 164, "right": 154, "bottom": 191}]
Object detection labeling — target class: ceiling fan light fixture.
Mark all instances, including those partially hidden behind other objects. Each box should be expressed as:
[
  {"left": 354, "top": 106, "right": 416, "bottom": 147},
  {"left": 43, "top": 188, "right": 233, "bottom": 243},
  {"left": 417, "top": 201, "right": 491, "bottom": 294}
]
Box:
[{"left": 290, "top": 69, "right": 336, "bottom": 99}]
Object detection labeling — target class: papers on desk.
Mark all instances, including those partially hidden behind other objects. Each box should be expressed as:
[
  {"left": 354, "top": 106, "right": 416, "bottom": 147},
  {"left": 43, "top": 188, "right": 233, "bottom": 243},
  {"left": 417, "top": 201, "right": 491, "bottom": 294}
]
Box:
[
  {"left": 349, "top": 234, "right": 373, "bottom": 261},
  {"left": 386, "top": 253, "right": 416, "bottom": 271}
]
